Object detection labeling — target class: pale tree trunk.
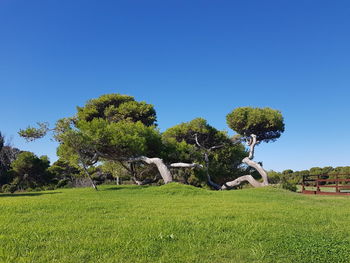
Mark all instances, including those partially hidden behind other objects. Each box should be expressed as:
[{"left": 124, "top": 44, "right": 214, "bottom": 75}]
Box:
[
  {"left": 220, "top": 134, "right": 269, "bottom": 190},
  {"left": 78, "top": 152, "right": 98, "bottom": 191},
  {"left": 128, "top": 157, "right": 203, "bottom": 185},
  {"left": 128, "top": 157, "right": 173, "bottom": 183},
  {"left": 81, "top": 161, "right": 98, "bottom": 190}
]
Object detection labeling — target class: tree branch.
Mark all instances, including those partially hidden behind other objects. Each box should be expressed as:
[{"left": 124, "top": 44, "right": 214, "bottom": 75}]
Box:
[
  {"left": 169, "top": 163, "right": 203, "bottom": 169},
  {"left": 221, "top": 175, "right": 264, "bottom": 189}
]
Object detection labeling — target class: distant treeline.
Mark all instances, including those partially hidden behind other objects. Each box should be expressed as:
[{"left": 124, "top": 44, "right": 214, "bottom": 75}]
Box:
[{"left": 268, "top": 166, "right": 350, "bottom": 187}]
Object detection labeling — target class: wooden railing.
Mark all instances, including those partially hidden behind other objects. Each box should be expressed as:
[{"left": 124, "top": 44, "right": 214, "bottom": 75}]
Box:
[{"left": 302, "top": 174, "right": 350, "bottom": 195}]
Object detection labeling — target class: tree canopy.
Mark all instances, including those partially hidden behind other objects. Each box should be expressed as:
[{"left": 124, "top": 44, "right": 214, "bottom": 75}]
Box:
[
  {"left": 226, "top": 107, "right": 285, "bottom": 142},
  {"left": 163, "top": 118, "right": 247, "bottom": 185},
  {"left": 11, "top": 151, "right": 51, "bottom": 189},
  {"left": 17, "top": 94, "right": 287, "bottom": 190},
  {"left": 76, "top": 94, "right": 157, "bottom": 126}
]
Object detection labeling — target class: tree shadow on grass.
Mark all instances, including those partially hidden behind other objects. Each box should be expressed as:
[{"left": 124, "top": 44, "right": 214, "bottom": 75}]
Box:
[
  {"left": 104, "top": 185, "right": 151, "bottom": 191},
  {"left": 0, "top": 192, "right": 62, "bottom": 197}
]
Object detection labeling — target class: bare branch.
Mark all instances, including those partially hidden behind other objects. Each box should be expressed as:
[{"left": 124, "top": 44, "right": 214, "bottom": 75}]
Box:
[
  {"left": 169, "top": 163, "right": 203, "bottom": 169},
  {"left": 194, "top": 133, "right": 204, "bottom": 149},
  {"left": 209, "top": 145, "right": 224, "bottom": 151}
]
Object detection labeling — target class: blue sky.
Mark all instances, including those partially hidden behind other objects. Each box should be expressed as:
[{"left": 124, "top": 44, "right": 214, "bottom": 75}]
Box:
[{"left": 1, "top": 0, "right": 349, "bottom": 172}]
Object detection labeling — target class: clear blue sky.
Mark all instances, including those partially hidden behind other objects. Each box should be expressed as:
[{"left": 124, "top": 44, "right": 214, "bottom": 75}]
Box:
[{"left": 1, "top": 0, "right": 349, "bottom": 172}]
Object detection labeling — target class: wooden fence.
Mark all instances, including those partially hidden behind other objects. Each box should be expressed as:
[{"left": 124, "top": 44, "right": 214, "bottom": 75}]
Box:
[{"left": 302, "top": 174, "right": 350, "bottom": 195}]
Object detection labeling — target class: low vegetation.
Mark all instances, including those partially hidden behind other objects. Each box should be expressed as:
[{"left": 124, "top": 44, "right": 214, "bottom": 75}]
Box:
[{"left": 1, "top": 184, "right": 349, "bottom": 263}]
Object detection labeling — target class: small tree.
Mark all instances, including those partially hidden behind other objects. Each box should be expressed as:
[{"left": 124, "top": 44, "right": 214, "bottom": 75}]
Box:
[{"left": 219, "top": 107, "right": 284, "bottom": 189}]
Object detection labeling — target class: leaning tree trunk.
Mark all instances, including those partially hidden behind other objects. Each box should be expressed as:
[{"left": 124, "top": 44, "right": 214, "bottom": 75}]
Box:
[
  {"left": 78, "top": 152, "right": 98, "bottom": 191},
  {"left": 220, "top": 134, "right": 268, "bottom": 190},
  {"left": 128, "top": 157, "right": 173, "bottom": 183},
  {"left": 81, "top": 160, "right": 98, "bottom": 191},
  {"left": 128, "top": 156, "right": 203, "bottom": 184}
]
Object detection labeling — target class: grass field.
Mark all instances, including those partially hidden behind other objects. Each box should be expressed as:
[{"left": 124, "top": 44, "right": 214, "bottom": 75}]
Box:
[{"left": 1, "top": 184, "right": 350, "bottom": 263}]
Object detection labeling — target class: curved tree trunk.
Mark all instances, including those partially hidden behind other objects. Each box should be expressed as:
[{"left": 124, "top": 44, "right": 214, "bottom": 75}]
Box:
[
  {"left": 220, "top": 134, "right": 269, "bottom": 190},
  {"left": 128, "top": 157, "right": 203, "bottom": 184},
  {"left": 128, "top": 157, "right": 173, "bottom": 183}
]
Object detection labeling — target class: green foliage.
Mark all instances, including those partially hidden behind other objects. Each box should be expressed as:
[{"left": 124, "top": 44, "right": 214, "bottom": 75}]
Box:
[
  {"left": 1, "top": 185, "right": 350, "bottom": 262},
  {"left": 163, "top": 118, "right": 247, "bottom": 186},
  {"left": 76, "top": 93, "right": 157, "bottom": 126},
  {"left": 18, "top": 122, "right": 49, "bottom": 142},
  {"left": 163, "top": 118, "right": 227, "bottom": 149},
  {"left": 280, "top": 178, "right": 297, "bottom": 192},
  {"left": 10, "top": 151, "right": 51, "bottom": 190},
  {"left": 226, "top": 107, "right": 285, "bottom": 142},
  {"left": 51, "top": 94, "right": 162, "bottom": 174},
  {"left": 1, "top": 184, "right": 17, "bottom": 193},
  {"left": 55, "top": 178, "right": 72, "bottom": 188},
  {"left": 0, "top": 132, "right": 21, "bottom": 185},
  {"left": 77, "top": 119, "right": 162, "bottom": 159},
  {"left": 101, "top": 161, "right": 130, "bottom": 180},
  {"left": 268, "top": 165, "right": 350, "bottom": 192},
  {"left": 48, "top": 159, "right": 81, "bottom": 184}
]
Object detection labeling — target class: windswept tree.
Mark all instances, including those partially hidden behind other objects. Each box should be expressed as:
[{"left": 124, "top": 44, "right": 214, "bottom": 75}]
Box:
[
  {"left": 219, "top": 107, "right": 285, "bottom": 189},
  {"left": 162, "top": 118, "right": 246, "bottom": 188},
  {"left": 19, "top": 94, "right": 202, "bottom": 188}
]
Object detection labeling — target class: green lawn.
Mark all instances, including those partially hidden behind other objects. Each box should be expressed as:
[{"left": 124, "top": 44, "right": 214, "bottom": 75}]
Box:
[{"left": 1, "top": 184, "right": 349, "bottom": 263}]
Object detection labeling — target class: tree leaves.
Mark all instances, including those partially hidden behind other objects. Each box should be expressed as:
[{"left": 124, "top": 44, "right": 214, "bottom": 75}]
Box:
[{"left": 226, "top": 107, "right": 285, "bottom": 142}]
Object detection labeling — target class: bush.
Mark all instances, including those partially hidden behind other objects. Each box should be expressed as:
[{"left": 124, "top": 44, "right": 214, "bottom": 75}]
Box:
[
  {"left": 2, "top": 184, "right": 17, "bottom": 193},
  {"left": 281, "top": 179, "right": 297, "bottom": 192},
  {"left": 56, "top": 178, "right": 71, "bottom": 188},
  {"left": 45, "top": 185, "right": 55, "bottom": 191}
]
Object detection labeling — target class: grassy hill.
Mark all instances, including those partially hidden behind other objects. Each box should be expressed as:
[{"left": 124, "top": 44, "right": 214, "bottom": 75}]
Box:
[{"left": 1, "top": 184, "right": 349, "bottom": 263}]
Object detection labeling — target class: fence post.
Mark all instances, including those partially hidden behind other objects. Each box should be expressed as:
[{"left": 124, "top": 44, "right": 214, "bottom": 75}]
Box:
[
  {"left": 336, "top": 174, "right": 339, "bottom": 193},
  {"left": 316, "top": 175, "right": 320, "bottom": 193}
]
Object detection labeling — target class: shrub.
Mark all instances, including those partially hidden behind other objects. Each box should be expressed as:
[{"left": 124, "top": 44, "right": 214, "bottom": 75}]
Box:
[
  {"left": 2, "top": 184, "right": 17, "bottom": 193},
  {"left": 281, "top": 179, "right": 297, "bottom": 192},
  {"left": 56, "top": 178, "right": 70, "bottom": 188}
]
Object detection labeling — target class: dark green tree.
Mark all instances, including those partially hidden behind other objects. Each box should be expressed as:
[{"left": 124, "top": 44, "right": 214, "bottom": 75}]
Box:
[
  {"left": 0, "top": 132, "right": 21, "bottom": 186},
  {"left": 10, "top": 151, "right": 51, "bottom": 190},
  {"left": 221, "top": 107, "right": 285, "bottom": 189},
  {"left": 162, "top": 118, "right": 247, "bottom": 189},
  {"left": 48, "top": 158, "right": 81, "bottom": 187}
]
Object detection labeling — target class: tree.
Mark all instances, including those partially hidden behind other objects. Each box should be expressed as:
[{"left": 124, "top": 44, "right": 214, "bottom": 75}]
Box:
[
  {"left": 74, "top": 95, "right": 202, "bottom": 185},
  {"left": 48, "top": 158, "right": 81, "bottom": 187},
  {"left": 19, "top": 94, "right": 202, "bottom": 188},
  {"left": 0, "top": 132, "right": 21, "bottom": 186},
  {"left": 10, "top": 151, "right": 51, "bottom": 190},
  {"left": 219, "top": 107, "right": 285, "bottom": 189},
  {"left": 162, "top": 118, "right": 247, "bottom": 188}
]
